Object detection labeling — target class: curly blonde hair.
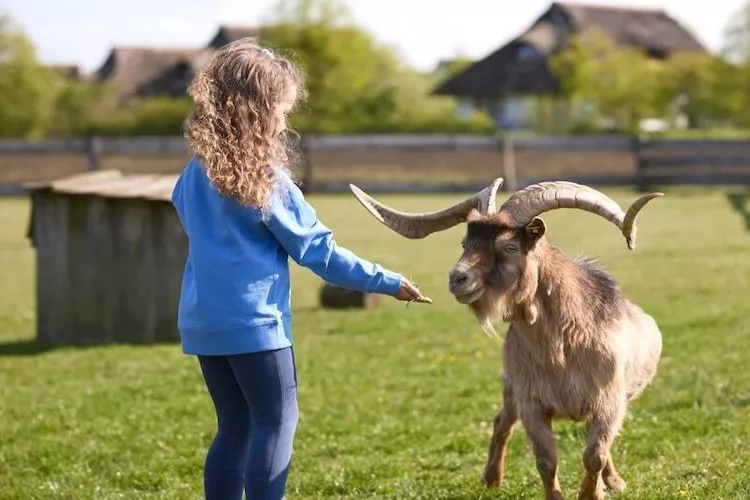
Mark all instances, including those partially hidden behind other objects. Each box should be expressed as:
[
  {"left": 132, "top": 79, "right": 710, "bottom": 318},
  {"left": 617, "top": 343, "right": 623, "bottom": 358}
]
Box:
[{"left": 184, "top": 38, "right": 306, "bottom": 210}]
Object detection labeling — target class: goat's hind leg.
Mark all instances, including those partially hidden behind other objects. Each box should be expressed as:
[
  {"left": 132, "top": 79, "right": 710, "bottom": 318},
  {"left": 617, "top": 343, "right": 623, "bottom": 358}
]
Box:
[{"left": 482, "top": 383, "right": 518, "bottom": 488}]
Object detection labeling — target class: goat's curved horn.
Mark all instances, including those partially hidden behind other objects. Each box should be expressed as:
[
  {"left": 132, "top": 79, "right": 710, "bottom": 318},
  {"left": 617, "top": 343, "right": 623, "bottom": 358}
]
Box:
[
  {"left": 498, "top": 181, "right": 663, "bottom": 250},
  {"left": 349, "top": 177, "right": 504, "bottom": 239}
]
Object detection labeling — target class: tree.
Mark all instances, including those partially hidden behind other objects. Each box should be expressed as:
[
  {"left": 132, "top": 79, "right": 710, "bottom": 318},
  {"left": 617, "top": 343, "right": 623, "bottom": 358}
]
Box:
[
  {"left": 259, "top": 0, "right": 402, "bottom": 133},
  {"left": 548, "top": 29, "right": 662, "bottom": 133},
  {"left": 0, "top": 15, "right": 61, "bottom": 138},
  {"left": 48, "top": 80, "right": 124, "bottom": 136},
  {"left": 721, "top": 0, "right": 750, "bottom": 64},
  {"left": 654, "top": 53, "right": 722, "bottom": 128},
  {"left": 713, "top": 1, "right": 750, "bottom": 127},
  {"left": 258, "top": 0, "right": 492, "bottom": 134}
]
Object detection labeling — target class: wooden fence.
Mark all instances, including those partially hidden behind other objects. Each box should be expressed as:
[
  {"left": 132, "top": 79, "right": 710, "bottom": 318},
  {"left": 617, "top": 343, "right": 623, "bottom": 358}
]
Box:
[{"left": 2, "top": 134, "right": 750, "bottom": 196}]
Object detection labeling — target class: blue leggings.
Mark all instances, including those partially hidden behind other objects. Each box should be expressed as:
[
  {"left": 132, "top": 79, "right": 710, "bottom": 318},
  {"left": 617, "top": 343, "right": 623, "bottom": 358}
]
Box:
[{"left": 197, "top": 347, "right": 298, "bottom": 500}]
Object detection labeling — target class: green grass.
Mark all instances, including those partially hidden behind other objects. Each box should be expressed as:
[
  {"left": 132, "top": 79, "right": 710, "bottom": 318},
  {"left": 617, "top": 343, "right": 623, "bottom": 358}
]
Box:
[{"left": 1, "top": 186, "right": 750, "bottom": 499}]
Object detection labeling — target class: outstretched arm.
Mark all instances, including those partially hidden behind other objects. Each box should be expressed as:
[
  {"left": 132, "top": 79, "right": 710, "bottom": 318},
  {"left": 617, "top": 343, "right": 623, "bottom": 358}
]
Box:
[{"left": 263, "top": 171, "right": 404, "bottom": 296}]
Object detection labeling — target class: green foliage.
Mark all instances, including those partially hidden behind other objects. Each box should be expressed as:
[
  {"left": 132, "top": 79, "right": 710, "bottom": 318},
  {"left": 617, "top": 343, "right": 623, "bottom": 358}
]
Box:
[
  {"left": 47, "top": 81, "right": 122, "bottom": 136},
  {"left": 720, "top": 0, "right": 750, "bottom": 64},
  {"left": 548, "top": 29, "right": 662, "bottom": 133},
  {"left": 0, "top": 15, "right": 61, "bottom": 139},
  {"left": 2, "top": 188, "right": 750, "bottom": 498},
  {"left": 259, "top": 0, "right": 491, "bottom": 135},
  {"left": 654, "top": 52, "right": 719, "bottom": 127},
  {"left": 548, "top": 18, "right": 750, "bottom": 134},
  {"left": 87, "top": 96, "right": 192, "bottom": 136},
  {"left": 258, "top": 0, "right": 405, "bottom": 133}
]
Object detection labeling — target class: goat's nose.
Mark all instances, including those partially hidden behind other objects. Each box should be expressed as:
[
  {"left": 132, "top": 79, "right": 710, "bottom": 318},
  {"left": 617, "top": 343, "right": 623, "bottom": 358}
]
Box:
[{"left": 449, "top": 269, "right": 469, "bottom": 287}]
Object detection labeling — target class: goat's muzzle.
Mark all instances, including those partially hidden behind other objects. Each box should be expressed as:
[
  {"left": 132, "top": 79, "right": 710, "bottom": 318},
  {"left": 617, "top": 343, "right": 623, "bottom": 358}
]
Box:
[{"left": 448, "top": 263, "right": 484, "bottom": 304}]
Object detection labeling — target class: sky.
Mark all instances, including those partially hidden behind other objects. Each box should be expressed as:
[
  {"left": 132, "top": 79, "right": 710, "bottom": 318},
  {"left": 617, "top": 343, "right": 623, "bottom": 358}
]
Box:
[{"left": 1, "top": 0, "right": 746, "bottom": 73}]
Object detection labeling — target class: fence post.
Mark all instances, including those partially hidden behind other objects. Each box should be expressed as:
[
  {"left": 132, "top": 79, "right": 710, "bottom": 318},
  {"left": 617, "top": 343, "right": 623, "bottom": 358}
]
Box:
[
  {"left": 298, "top": 136, "right": 314, "bottom": 194},
  {"left": 85, "top": 135, "right": 102, "bottom": 171},
  {"left": 501, "top": 133, "right": 517, "bottom": 191}
]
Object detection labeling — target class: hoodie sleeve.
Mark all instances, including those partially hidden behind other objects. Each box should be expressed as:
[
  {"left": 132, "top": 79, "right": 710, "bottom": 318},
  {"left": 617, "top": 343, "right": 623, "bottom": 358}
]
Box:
[{"left": 263, "top": 170, "right": 403, "bottom": 295}]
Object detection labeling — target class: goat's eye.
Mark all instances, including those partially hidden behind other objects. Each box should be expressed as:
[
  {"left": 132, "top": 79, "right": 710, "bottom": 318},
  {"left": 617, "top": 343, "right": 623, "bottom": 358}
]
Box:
[{"left": 503, "top": 244, "right": 518, "bottom": 253}]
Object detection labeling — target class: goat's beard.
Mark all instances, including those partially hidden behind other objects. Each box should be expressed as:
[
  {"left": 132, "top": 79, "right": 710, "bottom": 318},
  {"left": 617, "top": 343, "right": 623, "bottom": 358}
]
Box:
[
  {"left": 469, "top": 266, "right": 539, "bottom": 339},
  {"left": 469, "top": 287, "right": 516, "bottom": 339}
]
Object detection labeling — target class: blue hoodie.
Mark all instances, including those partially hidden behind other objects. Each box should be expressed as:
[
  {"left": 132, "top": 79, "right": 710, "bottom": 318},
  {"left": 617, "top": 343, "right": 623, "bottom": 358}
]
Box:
[{"left": 171, "top": 156, "right": 403, "bottom": 356}]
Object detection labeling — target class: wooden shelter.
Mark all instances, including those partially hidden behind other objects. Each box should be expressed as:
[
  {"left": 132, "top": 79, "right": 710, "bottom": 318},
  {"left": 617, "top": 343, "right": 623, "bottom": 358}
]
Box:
[{"left": 25, "top": 170, "right": 185, "bottom": 346}]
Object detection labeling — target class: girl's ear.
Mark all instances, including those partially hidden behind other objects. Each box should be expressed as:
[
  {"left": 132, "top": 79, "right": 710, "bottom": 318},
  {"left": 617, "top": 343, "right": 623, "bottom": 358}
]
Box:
[{"left": 525, "top": 217, "right": 546, "bottom": 246}]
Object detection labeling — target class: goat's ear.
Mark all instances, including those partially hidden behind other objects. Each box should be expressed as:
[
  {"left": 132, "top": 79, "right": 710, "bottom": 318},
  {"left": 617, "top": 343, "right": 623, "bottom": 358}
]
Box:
[
  {"left": 525, "top": 217, "right": 546, "bottom": 246},
  {"left": 466, "top": 208, "right": 482, "bottom": 222}
]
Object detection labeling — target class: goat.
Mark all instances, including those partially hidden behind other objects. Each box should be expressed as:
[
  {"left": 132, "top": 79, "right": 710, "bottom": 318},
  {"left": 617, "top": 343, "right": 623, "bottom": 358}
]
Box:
[{"left": 349, "top": 179, "right": 664, "bottom": 500}]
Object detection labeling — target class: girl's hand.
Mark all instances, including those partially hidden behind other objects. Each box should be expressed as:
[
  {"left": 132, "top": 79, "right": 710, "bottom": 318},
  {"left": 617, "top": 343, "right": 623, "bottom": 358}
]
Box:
[{"left": 395, "top": 278, "right": 432, "bottom": 304}]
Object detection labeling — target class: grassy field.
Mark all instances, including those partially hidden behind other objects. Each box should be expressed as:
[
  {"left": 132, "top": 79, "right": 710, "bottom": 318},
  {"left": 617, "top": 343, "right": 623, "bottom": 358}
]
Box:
[{"left": 1, "top": 186, "right": 749, "bottom": 499}]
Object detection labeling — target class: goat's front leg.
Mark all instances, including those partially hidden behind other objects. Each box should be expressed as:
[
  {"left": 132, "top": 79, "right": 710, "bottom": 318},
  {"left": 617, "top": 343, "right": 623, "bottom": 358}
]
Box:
[
  {"left": 602, "top": 451, "right": 626, "bottom": 492},
  {"left": 483, "top": 382, "right": 518, "bottom": 488},
  {"left": 579, "top": 408, "right": 625, "bottom": 500},
  {"left": 585, "top": 422, "right": 626, "bottom": 492},
  {"left": 522, "top": 410, "right": 564, "bottom": 500}
]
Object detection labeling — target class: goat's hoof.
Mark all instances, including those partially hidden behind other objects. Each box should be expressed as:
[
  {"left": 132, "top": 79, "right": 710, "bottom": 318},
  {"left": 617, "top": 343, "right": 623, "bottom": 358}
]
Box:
[
  {"left": 603, "top": 473, "right": 626, "bottom": 492},
  {"left": 481, "top": 466, "right": 501, "bottom": 488},
  {"left": 578, "top": 481, "right": 605, "bottom": 500}
]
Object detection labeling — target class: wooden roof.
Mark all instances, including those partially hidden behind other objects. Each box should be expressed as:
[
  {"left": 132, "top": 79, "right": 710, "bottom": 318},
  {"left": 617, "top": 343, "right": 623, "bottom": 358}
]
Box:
[
  {"left": 434, "top": 1, "right": 708, "bottom": 98},
  {"left": 24, "top": 170, "right": 178, "bottom": 202}
]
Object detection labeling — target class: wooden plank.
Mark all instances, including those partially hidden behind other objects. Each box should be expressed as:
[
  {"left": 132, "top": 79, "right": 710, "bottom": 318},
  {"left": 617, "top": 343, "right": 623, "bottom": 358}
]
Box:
[
  {"left": 40, "top": 193, "right": 71, "bottom": 344},
  {"left": 310, "top": 134, "right": 499, "bottom": 150},
  {"left": 5, "top": 134, "right": 750, "bottom": 158},
  {"left": 101, "top": 136, "right": 190, "bottom": 156},
  {"left": 87, "top": 196, "right": 116, "bottom": 343},
  {"left": 636, "top": 172, "right": 750, "bottom": 185},
  {"left": 513, "top": 136, "right": 633, "bottom": 151},
  {"left": 52, "top": 173, "right": 157, "bottom": 196},
  {"left": 109, "top": 198, "right": 157, "bottom": 343},
  {"left": 150, "top": 203, "right": 187, "bottom": 343},
  {"left": 22, "top": 169, "right": 123, "bottom": 191},
  {"left": 139, "top": 175, "right": 179, "bottom": 201},
  {"left": 640, "top": 156, "right": 750, "bottom": 168},
  {"left": 0, "top": 138, "right": 88, "bottom": 154},
  {"left": 66, "top": 195, "right": 106, "bottom": 344},
  {"left": 30, "top": 192, "right": 51, "bottom": 343},
  {"left": 643, "top": 138, "right": 750, "bottom": 150}
]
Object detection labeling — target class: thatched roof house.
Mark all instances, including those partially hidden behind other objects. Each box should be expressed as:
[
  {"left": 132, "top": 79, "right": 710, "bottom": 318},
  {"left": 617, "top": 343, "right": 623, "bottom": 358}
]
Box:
[
  {"left": 434, "top": 2, "right": 707, "bottom": 99},
  {"left": 207, "top": 25, "right": 261, "bottom": 49},
  {"left": 92, "top": 25, "right": 262, "bottom": 99},
  {"left": 94, "top": 47, "right": 209, "bottom": 98}
]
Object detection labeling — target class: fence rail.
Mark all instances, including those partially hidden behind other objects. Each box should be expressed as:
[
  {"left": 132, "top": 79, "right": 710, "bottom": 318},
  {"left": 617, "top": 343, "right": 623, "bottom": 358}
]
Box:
[{"left": 2, "top": 134, "right": 750, "bottom": 196}]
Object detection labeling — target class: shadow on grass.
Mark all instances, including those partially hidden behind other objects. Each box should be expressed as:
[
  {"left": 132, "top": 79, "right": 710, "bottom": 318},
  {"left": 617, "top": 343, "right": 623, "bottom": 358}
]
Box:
[
  {"left": 0, "top": 338, "right": 176, "bottom": 357},
  {"left": 726, "top": 190, "right": 750, "bottom": 231},
  {"left": 0, "top": 339, "right": 58, "bottom": 356}
]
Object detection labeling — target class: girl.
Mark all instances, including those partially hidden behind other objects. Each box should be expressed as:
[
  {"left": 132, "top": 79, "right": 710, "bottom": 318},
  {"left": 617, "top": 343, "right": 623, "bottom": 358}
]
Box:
[{"left": 171, "top": 38, "right": 429, "bottom": 500}]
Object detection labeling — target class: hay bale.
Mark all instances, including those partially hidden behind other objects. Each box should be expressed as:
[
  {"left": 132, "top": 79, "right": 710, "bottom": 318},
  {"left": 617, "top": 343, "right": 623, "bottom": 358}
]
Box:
[{"left": 319, "top": 283, "right": 380, "bottom": 309}]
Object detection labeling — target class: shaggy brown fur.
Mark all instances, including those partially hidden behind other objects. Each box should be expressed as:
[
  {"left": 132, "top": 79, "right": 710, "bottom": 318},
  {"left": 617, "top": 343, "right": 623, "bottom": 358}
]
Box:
[{"left": 449, "top": 210, "right": 662, "bottom": 500}]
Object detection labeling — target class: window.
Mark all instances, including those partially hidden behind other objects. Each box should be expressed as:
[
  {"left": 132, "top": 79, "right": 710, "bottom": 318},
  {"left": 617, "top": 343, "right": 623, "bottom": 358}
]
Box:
[{"left": 515, "top": 44, "right": 540, "bottom": 62}]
